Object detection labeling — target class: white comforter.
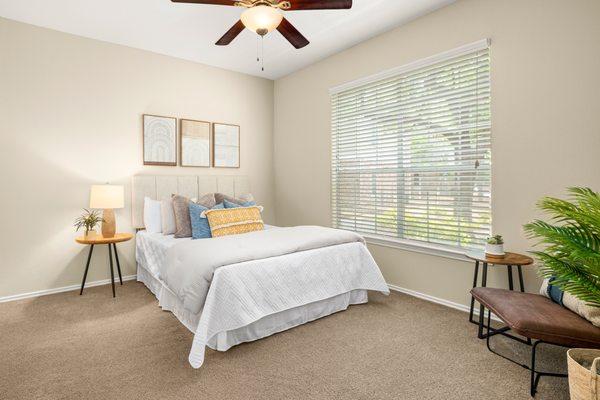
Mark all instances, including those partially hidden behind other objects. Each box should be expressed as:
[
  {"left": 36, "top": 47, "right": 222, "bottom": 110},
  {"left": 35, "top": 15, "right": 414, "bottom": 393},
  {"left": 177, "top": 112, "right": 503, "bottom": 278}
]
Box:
[
  {"left": 162, "top": 226, "right": 389, "bottom": 368},
  {"left": 165, "top": 226, "right": 369, "bottom": 314}
]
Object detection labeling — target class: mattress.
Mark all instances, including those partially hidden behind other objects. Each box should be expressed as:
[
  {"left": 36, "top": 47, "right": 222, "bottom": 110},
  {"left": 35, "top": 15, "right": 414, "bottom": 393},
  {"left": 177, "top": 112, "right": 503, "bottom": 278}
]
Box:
[{"left": 135, "top": 230, "right": 370, "bottom": 353}]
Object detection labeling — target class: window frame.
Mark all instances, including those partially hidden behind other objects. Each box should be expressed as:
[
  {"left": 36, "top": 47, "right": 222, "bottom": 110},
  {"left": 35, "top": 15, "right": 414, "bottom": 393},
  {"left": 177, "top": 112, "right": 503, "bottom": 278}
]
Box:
[{"left": 329, "top": 39, "right": 492, "bottom": 259}]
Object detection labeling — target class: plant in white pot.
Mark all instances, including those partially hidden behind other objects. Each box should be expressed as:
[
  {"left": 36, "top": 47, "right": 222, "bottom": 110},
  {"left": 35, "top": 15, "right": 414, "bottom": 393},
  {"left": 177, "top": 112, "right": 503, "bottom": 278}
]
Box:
[
  {"left": 74, "top": 209, "right": 104, "bottom": 239},
  {"left": 485, "top": 234, "right": 505, "bottom": 257}
]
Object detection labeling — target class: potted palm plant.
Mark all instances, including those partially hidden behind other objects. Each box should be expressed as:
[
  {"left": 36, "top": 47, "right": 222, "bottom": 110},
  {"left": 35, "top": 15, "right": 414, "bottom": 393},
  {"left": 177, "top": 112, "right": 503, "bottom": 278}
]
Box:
[
  {"left": 524, "top": 187, "right": 600, "bottom": 306},
  {"left": 74, "top": 209, "right": 104, "bottom": 238},
  {"left": 525, "top": 187, "right": 600, "bottom": 400}
]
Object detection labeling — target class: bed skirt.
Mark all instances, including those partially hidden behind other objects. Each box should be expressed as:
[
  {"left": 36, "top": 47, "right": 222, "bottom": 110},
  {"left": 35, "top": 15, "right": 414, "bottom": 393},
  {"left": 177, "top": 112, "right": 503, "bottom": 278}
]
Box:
[{"left": 137, "top": 263, "right": 368, "bottom": 353}]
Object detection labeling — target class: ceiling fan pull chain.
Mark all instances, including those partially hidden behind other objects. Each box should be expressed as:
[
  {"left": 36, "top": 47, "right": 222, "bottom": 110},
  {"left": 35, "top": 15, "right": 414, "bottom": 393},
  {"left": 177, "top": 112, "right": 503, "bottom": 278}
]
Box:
[
  {"left": 256, "top": 35, "right": 260, "bottom": 62},
  {"left": 261, "top": 35, "right": 265, "bottom": 72}
]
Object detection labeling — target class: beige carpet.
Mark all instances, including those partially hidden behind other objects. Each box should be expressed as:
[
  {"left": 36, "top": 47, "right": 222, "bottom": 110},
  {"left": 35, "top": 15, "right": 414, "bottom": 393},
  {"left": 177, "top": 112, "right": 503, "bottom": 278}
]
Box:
[{"left": 0, "top": 281, "right": 569, "bottom": 400}]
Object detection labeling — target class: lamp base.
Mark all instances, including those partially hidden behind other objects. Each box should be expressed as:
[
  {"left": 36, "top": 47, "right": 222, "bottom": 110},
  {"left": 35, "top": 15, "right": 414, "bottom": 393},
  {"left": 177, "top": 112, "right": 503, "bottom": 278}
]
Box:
[{"left": 102, "top": 209, "right": 116, "bottom": 238}]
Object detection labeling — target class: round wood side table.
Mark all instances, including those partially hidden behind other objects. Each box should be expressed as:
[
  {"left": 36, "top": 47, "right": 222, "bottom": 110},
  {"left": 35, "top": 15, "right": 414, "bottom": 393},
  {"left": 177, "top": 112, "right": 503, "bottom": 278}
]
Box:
[
  {"left": 465, "top": 251, "right": 534, "bottom": 339},
  {"left": 75, "top": 233, "right": 133, "bottom": 297}
]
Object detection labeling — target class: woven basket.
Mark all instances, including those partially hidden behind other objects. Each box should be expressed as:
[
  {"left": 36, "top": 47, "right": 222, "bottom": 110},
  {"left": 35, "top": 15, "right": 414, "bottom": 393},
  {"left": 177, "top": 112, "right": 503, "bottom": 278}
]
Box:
[{"left": 568, "top": 349, "right": 600, "bottom": 400}]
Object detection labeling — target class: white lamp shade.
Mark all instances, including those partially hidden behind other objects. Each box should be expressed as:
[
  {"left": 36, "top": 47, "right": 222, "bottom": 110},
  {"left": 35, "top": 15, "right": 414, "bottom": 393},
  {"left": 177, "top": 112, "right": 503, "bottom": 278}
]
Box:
[
  {"left": 89, "top": 185, "right": 124, "bottom": 209},
  {"left": 241, "top": 5, "right": 283, "bottom": 34}
]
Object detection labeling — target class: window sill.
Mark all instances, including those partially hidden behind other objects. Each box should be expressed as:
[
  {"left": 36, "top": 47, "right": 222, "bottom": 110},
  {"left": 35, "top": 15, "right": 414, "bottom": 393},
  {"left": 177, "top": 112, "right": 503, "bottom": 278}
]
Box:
[{"left": 361, "top": 234, "right": 472, "bottom": 262}]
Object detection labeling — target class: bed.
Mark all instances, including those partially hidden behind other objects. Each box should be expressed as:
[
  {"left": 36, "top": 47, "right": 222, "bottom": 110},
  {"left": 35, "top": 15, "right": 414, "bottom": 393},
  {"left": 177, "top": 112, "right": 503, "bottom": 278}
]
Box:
[{"left": 133, "top": 175, "right": 389, "bottom": 368}]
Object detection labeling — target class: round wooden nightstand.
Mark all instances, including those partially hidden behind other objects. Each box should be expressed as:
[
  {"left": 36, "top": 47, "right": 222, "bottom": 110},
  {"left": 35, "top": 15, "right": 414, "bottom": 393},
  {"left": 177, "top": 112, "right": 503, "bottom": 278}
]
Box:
[
  {"left": 76, "top": 233, "right": 133, "bottom": 297},
  {"left": 465, "top": 251, "right": 534, "bottom": 338}
]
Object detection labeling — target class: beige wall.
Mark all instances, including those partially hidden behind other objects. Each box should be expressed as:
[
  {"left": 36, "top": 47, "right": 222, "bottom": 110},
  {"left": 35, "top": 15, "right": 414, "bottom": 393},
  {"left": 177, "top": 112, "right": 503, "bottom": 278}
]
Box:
[
  {"left": 2, "top": 0, "right": 600, "bottom": 305},
  {"left": 0, "top": 18, "right": 274, "bottom": 298},
  {"left": 273, "top": 0, "right": 600, "bottom": 307}
]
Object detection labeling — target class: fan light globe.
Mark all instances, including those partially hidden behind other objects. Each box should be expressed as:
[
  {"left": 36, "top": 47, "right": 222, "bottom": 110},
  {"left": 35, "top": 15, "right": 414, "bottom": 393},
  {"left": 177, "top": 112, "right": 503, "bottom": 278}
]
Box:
[{"left": 241, "top": 5, "right": 283, "bottom": 35}]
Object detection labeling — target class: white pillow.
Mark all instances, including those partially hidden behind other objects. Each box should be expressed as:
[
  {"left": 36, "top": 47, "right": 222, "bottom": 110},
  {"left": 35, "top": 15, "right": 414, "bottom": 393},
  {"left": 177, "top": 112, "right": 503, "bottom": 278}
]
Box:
[
  {"left": 143, "top": 197, "right": 162, "bottom": 233},
  {"left": 161, "top": 198, "right": 176, "bottom": 235}
]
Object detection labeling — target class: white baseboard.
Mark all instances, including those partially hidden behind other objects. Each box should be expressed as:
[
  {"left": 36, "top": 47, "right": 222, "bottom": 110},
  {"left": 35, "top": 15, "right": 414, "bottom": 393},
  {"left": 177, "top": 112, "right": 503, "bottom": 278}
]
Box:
[
  {"left": 0, "top": 275, "right": 498, "bottom": 324},
  {"left": 0, "top": 275, "right": 137, "bottom": 303},
  {"left": 388, "top": 283, "right": 501, "bottom": 322}
]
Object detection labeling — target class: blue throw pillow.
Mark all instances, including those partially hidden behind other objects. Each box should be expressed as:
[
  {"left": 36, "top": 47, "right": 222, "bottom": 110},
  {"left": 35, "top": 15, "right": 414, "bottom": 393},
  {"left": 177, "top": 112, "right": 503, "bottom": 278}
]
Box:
[
  {"left": 547, "top": 277, "right": 564, "bottom": 306},
  {"left": 224, "top": 199, "right": 256, "bottom": 209},
  {"left": 190, "top": 202, "right": 224, "bottom": 239}
]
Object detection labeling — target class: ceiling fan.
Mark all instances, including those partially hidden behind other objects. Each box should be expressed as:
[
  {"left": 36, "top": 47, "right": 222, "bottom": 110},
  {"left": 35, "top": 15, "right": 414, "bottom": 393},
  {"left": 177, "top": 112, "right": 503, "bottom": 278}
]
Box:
[{"left": 171, "top": 0, "right": 353, "bottom": 49}]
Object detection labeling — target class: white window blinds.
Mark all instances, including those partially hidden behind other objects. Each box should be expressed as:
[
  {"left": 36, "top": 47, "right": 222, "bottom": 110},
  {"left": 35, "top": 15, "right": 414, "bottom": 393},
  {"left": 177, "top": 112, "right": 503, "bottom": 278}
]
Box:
[{"left": 331, "top": 41, "right": 491, "bottom": 251}]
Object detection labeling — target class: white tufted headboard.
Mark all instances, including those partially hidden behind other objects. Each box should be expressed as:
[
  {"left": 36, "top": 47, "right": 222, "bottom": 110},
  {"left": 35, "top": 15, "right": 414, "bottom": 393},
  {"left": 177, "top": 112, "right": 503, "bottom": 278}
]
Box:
[{"left": 132, "top": 175, "right": 250, "bottom": 229}]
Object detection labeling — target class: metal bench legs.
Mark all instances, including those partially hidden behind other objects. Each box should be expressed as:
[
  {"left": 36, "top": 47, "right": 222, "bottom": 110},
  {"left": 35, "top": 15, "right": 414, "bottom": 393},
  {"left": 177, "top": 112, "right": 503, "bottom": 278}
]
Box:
[{"left": 484, "top": 310, "right": 568, "bottom": 397}]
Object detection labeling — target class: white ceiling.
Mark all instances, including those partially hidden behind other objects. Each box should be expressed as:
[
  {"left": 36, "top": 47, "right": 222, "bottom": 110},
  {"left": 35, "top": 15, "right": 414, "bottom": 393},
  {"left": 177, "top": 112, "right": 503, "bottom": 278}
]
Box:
[{"left": 0, "top": 0, "right": 455, "bottom": 80}]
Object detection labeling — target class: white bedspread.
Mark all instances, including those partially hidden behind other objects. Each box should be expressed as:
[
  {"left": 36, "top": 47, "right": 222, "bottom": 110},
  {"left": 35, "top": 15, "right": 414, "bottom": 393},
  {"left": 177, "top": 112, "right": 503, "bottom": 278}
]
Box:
[
  {"left": 171, "top": 227, "right": 389, "bottom": 368},
  {"left": 164, "top": 225, "right": 373, "bottom": 314},
  {"left": 137, "top": 227, "right": 389, "bottom": 368},
  {"left": 135, "top": 231, "right": 189, "bottom": 279},
  {"left": 135, "top": 225, "right": 276, "bottom": 279}
]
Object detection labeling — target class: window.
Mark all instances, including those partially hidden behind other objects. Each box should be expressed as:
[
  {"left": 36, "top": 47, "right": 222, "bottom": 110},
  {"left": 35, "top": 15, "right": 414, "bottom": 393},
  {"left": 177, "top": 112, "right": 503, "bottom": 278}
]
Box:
[{"left": 330, "top": 40, "right": 491, "bottom": 252}]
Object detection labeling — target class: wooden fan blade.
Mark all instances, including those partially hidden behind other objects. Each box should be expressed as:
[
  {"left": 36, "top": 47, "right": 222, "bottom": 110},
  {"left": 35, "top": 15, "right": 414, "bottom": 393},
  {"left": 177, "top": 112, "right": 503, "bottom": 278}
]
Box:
[
  {"left": 171, "top": 0, "right": 237, "bottom": 5},
  {"left": 287, "top": 0, "right": 352, "bottom": 10},
  {"left": 276, "top": 18, "right": 309, "bottom": 49},
  {"left": 216, "top": 20, "right": 245, "bottom": 45}
]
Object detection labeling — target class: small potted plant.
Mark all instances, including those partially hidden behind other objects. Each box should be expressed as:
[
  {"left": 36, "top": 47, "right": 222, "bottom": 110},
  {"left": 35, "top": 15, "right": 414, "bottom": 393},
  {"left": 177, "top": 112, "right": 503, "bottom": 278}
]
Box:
[
  {"left": 485, "top": 234, "right": 505, "bottom": 257},
  {"left": 74, "top": 209, "right": 104, "bottom": 238}
]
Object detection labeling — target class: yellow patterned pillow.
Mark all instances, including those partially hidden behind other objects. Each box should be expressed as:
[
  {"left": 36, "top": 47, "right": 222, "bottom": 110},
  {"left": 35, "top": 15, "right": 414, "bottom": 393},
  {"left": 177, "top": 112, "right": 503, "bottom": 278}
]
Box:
[{"left": 204, "top": 206, "right": 264, "bottom": 237}]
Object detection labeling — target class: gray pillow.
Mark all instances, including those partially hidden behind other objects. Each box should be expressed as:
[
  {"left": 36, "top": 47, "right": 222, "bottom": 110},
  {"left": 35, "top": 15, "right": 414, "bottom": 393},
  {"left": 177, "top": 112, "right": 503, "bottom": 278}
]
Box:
[
  {"left": 214, "top": 193, "right": 254, "bottom": 205},
  {"left": 197, "top": 193, "right": 217, "bottom": 208},
  {"left": 172, "top": 193, "right": 216, "bottom": 238}
]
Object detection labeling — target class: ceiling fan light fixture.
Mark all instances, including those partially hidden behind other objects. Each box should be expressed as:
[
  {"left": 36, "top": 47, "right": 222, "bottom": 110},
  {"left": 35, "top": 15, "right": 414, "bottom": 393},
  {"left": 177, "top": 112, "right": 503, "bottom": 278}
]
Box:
[{"left": 241, "top": 5, "right": 283, "bottom": 35}]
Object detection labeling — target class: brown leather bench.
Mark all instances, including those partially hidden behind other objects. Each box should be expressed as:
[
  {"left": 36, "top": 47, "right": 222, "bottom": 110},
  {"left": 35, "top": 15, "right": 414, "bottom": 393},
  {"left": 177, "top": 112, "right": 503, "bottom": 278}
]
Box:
[{"left": 471, "top": 287, "right": 600, "bottom": 397}]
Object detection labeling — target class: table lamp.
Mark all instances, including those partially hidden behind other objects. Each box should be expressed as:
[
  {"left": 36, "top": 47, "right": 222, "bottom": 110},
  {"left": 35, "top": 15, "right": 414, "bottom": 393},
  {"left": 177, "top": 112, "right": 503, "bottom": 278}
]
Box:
[{"left": 89, "top": 184, "right": 124, "bottom": 238}]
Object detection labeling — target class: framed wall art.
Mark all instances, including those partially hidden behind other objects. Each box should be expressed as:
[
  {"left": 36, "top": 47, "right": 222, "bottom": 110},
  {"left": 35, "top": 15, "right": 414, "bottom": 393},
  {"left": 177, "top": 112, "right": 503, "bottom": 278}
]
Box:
[
  {"left": 180, "top": 119, "right": 211, "bottom": 168},
  {"left": 212, "top": 123, "right": 240, "bottom": 168},
  {"left": 143, "top": 114, "right": 177, "bottom": 166}
]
